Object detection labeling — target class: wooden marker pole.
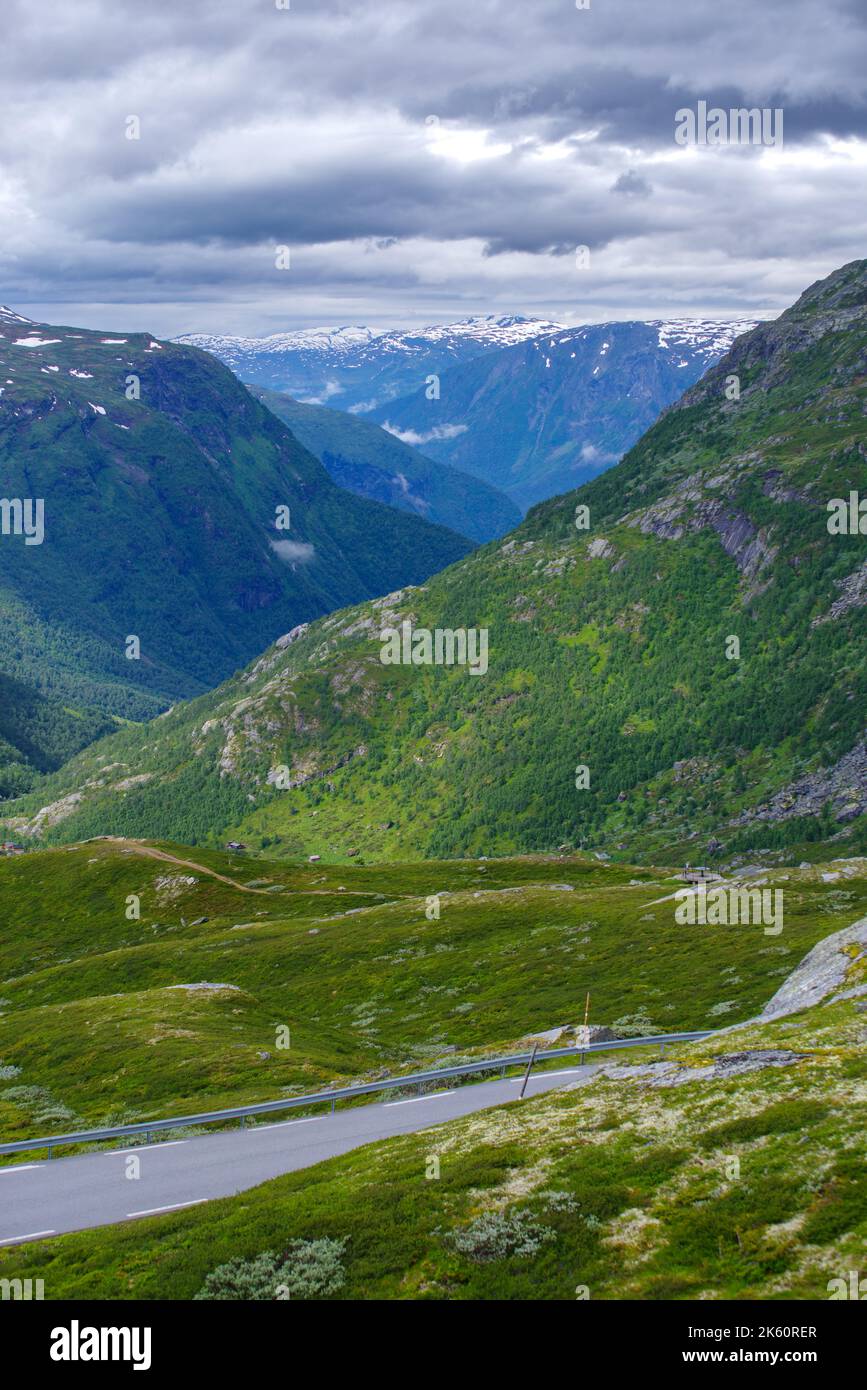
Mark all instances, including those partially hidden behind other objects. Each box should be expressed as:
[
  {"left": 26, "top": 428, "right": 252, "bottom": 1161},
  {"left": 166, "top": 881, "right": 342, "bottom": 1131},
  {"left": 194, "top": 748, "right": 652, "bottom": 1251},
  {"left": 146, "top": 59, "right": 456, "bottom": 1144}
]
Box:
[
  {"left": 580, "top": 991, "right": 591, "bottom": 1063},
  {"left": 519, "top": 1043, "right": 539, "bottom": 1098}
]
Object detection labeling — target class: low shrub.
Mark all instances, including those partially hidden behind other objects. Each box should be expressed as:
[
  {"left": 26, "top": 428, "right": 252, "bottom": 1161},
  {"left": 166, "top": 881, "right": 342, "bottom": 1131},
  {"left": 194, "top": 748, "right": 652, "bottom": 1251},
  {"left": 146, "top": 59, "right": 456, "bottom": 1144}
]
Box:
[
  {"left": 446, "top": 1209, "right": 555, "bottom": 1263},
  {"left": 194, "top": 1237, "right": 348, "bottom": 1301}
]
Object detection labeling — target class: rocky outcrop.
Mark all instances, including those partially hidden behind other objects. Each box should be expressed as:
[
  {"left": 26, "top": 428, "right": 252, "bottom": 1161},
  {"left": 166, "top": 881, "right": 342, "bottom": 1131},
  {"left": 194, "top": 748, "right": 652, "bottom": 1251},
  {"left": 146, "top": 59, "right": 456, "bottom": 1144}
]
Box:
[
  {"left": 669, "top": 261, "right": 867, "bottom": 416},
  {"left": 20, "top": 791, "right": 83, "bottom": 835},
  {"left": 264, "top": 744, "right": 367, "bottom": 791},
  {"left": 729, "top": 737, "right": 867, "bottom": 827},
  {"left": 627, "top": 484, "right": 777, "bottom": 592},
  {"left": 166, "top": 982, "right": 240, "bottom": 994},
  {"left": 811, "top": 559, "right": 867, "bottom": 627},
  {"left": 761, "top": 469, "right": 814, "bottom": 505},
  {"left": 598, "top": 1049, "right": 805, "bottom": 1088},
  {"left": 276, "top": 623, "right": 310, "bottom": 649},
  {"left": 587, "top": 537, "right": 615, "bottom": 559},
  {"left": 753, "top": 914, "right": 867, "bottom": 1022}
]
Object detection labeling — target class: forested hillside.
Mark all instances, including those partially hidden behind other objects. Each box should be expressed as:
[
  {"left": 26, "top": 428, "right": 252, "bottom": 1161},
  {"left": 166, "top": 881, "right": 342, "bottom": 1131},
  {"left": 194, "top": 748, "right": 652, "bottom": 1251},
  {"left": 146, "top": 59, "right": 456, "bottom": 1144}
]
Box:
[
  {"left": 0, "top": 673, "right": 114, "bottom": 798},
  {"left": 254, "top": 389, "right": 520, "bottom": 542},
  {"left": 0, "top": 309, "right": 473, "bottom": 727}
]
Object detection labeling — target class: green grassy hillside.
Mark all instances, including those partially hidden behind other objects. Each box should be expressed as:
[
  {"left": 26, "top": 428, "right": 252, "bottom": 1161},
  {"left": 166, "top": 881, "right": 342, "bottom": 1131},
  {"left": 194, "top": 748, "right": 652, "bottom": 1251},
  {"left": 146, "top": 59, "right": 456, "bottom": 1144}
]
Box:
[
  {"left": 7, "top": 262, "right": 864, "bottom": 863},
  {"left": 0, "top": 839, "right": 864, "bottom": 1144}
]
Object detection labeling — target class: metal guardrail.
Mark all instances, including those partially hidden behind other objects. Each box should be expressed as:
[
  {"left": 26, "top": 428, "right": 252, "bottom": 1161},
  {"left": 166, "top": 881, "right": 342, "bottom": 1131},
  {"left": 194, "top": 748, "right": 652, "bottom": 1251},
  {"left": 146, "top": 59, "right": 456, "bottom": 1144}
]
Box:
[{"left": 0, "top": 1029, "right": 712, "bottom": 1160}]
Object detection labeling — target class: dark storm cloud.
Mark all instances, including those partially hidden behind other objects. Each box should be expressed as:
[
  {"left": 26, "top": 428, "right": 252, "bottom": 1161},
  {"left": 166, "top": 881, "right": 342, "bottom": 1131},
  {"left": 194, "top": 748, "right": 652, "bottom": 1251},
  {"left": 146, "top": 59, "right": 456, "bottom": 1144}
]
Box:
[
  {"left": 71, "top": 137, "right": 667, "bottom": 254},
  {"left": 611, "top": 171, "right": 653, "bottom": 198},
  {"left": 0, "top": 0, "right": 865, "bottom": 331}
]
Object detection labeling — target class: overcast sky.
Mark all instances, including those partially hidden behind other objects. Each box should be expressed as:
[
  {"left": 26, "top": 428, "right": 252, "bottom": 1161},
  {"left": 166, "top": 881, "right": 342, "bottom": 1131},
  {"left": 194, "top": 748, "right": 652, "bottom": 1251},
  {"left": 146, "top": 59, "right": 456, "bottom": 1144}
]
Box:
[{"left": 1, "top": 0, "right": 865, "bottom": 336}]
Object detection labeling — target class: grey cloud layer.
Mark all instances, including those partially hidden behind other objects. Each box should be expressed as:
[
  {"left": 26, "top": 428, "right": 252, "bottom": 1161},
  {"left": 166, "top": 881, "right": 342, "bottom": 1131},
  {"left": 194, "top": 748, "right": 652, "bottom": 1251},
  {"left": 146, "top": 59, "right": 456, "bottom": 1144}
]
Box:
[{"left": 1, "top": 0, "right": 865, "bottom": 331}]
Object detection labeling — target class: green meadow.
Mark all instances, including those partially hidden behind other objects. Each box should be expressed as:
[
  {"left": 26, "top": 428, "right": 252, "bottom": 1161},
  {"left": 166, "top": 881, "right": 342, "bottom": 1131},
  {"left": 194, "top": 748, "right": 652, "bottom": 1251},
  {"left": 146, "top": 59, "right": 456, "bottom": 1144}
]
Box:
[{"left": 1, "top": 839, "right": 864, "bottom": 1145}]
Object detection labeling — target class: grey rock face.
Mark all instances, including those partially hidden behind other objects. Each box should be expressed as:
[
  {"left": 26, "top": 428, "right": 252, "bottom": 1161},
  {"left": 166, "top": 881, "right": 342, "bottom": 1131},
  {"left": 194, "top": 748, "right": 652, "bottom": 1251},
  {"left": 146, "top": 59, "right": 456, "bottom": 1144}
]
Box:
[
  {"left": 811, "top": 559, "right": 867, "bottom": 627},
  {"left": 756, "top": 914, "right": 867, "bottom": 1021},
  {"left": 728, "top": 738, "right": 867, "bottom": 828},
  {"left": 598, "top": 1049, "right": 804, "bottom": 1088}
]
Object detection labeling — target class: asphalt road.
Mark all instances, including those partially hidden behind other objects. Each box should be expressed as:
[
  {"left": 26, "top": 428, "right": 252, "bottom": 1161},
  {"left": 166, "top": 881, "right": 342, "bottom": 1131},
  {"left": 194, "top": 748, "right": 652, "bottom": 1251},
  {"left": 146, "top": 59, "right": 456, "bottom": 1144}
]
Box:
[{"left": 0, "top": 1064, "right": 602, "bottom": 1247}]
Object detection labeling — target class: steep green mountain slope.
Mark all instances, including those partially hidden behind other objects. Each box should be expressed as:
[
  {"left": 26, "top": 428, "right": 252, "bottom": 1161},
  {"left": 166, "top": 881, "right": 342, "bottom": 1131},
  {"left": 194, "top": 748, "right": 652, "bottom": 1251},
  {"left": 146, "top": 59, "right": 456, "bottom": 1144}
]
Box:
[
  {"left": 1, "top": 838, "right": 863, "bottom": 1143},
  {"left": 0, "top": 308, "right": 472, "bottom": 723},
  {"left": 253, "top": 389, "right": 521, "bottom": 543},
  {"left": 3, "top": 262, "right": 865, "bottom": 861},
  {"left": 0, "top": 673, "right": 115, "bottom": 799}
]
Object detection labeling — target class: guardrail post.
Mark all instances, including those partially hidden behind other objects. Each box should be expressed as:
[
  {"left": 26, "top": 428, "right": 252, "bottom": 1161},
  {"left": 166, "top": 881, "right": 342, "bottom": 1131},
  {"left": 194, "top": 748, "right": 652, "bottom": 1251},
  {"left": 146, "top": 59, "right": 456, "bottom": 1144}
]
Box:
[
  {"left": 331, "top": 1098, "right": 335, "bottom": 1114},
  {"left": 47, "top": 1144, "right": 53, "bottom": 1160},
  {"left": 239, "top": 1116, "right": 246, "bottom": 1129}
]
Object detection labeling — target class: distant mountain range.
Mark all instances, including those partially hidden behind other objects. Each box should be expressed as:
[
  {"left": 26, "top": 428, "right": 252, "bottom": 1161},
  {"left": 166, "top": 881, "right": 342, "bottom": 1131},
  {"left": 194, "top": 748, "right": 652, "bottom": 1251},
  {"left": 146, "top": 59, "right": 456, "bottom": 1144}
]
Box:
[
  {"left": 176, "top": 315, "right": 561, "bottom": 412},
  {"left": 371, "top": 318, "right": 761, "bottom": 510},
  {"left": 0, "top": 307, "right": 473, "bottom": 767},
  {"left": 179, "top": 313, "right": 761, "bottom": 511},
  {"left": 10, "top": 262, "right": 863, "bottom": 862},
  {"left": 252, "top": 389, "right": 521, "bottom": 543}
]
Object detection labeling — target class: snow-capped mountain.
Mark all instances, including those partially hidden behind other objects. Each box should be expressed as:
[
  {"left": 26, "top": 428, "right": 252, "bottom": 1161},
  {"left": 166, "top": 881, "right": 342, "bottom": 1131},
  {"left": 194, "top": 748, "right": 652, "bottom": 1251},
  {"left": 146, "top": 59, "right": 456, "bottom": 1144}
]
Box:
[
  {"left": 0, "top": 305, "right": 36, "bottom": 327},
  {"left": 379, "top": 314, "right": 563, "bottom": 349},
  {"left": 177, "top": 310, "right": 767, "bottom": 509},
  {"left": 175, "top": 315, "right": 564, "bottom": 410},
  {"left": 649, "top": 318, "right": 762, "bottom": 363},
  {"left": 180, "top": 324, "right": 380, "bottom": 363},
  {"left": 370, "top": 317, "right": 766, "bottom": 511}
]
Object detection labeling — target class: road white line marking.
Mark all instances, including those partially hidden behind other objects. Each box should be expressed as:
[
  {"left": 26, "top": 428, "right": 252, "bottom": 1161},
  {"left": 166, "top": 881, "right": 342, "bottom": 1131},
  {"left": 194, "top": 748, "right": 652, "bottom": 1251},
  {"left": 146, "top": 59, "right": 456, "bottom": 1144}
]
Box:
[
  {"left": 529, "top": 1069, "right": 585, "bottom": 1079},
  {"left": 0, "top": 1230, "right": 55, "bottom": 1244},
  {"left": 107, "top": 1141, "right": 188, "bottom": 1155},
  {"left": 127, "top": 1199, "right": 207, "bottom": 1218},
  {"left": 253, "top": 1117, "right": 321, "bottom": 1131},
  {"left": 385, "top": 1091, "right": 450, "bottom": 1107},
  {"left": 0, "top": 1164, "right": 42, "bottom": 1174}
]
